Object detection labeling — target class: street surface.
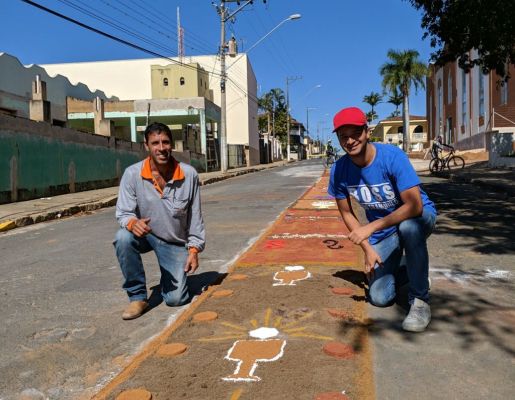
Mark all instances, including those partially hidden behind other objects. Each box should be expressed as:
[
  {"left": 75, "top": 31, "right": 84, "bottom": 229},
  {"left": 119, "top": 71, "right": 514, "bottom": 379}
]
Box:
[
  {"left": 0, "top": 160, "right": 324, "bottom": 400},
  {"left": 1, "top": 161, "right": 514, "bottom": 400},
  {"left": 371, "top": 175, "right": 515, "bottom": 400}
]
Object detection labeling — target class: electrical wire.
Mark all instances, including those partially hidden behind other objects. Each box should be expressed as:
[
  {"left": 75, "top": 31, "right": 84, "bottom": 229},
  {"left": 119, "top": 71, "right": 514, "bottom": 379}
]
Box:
[
  {"left": 126, "top": 0, "right": 217, "bottom": 55},
  {"left": 20, "top": 0, "right": 224, "bottom": 78},
  {"left": 21, "top": 0, "right": 262, "bottom": 107},
  {"left": 55, "top": 0, "right": 178, "bottom": 56}
]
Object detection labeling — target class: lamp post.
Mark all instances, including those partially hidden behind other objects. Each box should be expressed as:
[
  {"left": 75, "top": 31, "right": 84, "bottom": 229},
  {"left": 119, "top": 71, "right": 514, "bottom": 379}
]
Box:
[
  {"left": 218, "top": 3, "right": 301, "bottom": 172},
  {"left": 226, "top": 14, "right": 302, "bottom": 73},
  {"left": 306, "top": 107, "right": 316, "bottom": 155}
]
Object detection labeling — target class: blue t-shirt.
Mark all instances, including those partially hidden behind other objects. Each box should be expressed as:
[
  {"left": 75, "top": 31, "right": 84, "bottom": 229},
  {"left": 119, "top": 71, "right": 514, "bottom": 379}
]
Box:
[{"left": 328, "top": 143, "right": 437, "bottom": 244}]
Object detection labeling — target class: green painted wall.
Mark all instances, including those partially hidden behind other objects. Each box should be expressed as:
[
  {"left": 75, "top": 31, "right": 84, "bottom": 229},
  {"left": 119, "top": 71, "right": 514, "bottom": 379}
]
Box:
[{"left": 0, "top": 129, "right": 142, "bottom": 203}]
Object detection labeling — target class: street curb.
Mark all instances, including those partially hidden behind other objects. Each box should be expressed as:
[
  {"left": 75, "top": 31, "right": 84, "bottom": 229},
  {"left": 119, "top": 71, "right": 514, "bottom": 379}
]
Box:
[{"left": 0, "top": 163, "right": 288, "bottom": 232}]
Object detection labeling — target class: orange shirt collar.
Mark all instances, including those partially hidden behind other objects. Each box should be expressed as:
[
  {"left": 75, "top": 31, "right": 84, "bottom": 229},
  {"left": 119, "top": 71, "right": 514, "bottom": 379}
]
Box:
[{"left": 140, "top": 157, "right": 185, "bottom": 182}]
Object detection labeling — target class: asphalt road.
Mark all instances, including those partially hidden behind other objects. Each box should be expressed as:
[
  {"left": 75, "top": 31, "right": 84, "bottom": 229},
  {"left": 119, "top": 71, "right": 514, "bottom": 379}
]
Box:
[
  {"left": 0, "top": 160, "right": 324, "bottom": 400},
  {"left": 370, "top": 175, "right": 515, "bottom": 400}
]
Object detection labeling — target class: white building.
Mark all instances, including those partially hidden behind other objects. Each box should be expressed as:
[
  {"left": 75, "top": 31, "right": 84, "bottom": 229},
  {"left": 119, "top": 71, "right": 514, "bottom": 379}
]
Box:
[
  {"left": 41, "top": 55, "right": 260, "bottom": 165},
  {"left": 0, "top": 52, "right": 115, "bottom": 124}
]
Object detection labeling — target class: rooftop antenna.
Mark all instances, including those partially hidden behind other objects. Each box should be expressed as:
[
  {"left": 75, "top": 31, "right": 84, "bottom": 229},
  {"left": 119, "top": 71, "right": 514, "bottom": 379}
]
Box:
[{"left": 177, "top": 7, "right": 184, "bottom": 62}]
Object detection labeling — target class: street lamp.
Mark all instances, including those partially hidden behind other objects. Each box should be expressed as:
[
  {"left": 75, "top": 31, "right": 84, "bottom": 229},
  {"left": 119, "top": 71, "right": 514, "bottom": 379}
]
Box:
[
  {"left": 218, "top": 6, "right": 301, "bottom": 173},
  {"left": 226, "top": 14, "right": 302, "bottom": 72}
]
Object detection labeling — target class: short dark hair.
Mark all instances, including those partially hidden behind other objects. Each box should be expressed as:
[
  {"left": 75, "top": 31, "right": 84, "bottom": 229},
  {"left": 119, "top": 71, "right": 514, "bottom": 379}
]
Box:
[{"left": 144, "top": 122, "right": 173, "bottom": 143}]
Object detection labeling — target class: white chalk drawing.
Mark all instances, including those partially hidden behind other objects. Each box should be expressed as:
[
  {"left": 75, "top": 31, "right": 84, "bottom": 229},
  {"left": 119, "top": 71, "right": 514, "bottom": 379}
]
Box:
[
  {"left": 269, "top": 233, "right": 347, "bottom": 240},
  {"left": 311, "top": 201, "right": 335, "bottom": 209},
  {"left": 223, "top": 327, "right": 286, "bottom": 382},
  {"left": 273, "top": 265, "right": 312, "bottom": 286},
  {"left": 430, "top": 267, "right": 512, "bottom": 285},
  {"left": 197, "top": 308, "right": 333, "bottom": 383}
]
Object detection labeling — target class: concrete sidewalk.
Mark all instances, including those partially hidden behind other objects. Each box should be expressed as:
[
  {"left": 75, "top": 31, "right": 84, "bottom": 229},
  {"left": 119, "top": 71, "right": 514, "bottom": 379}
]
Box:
[
  {"left": 411, "top": 159, "right": 515, "bottom": 197},
  {"left": 0, "top": 160, "right": 288, "bottom": 232}
]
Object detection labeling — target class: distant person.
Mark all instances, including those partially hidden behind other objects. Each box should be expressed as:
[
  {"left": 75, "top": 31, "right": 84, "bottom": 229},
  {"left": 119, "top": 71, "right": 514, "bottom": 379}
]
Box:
[
  {"left": 114, "top": 122, "right": 205, "bottom": 320},
  {"left": 325, "top": 140, "right": 337, "bottom": 165},
  {"left": 431, "top": 135, "right": 453, "bottom": 159},
  {"left": 328, "top": 107, "right": 437, "bottom": 332}
]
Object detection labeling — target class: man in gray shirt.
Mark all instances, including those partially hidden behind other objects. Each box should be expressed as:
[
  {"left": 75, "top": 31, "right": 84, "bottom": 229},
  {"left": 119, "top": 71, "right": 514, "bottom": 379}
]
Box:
[{"left": 114, "top": 122, "right": 205, "bottom": 320}]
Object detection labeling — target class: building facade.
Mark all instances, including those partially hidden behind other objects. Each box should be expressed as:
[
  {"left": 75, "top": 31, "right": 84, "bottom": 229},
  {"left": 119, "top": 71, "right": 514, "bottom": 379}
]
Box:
[
  {"left": 41, "top": 55, "right": 260, "bottom": 165},
  {"left": 0, "top": 52, "right": 115, "bottom": 124},
  {"left": 427, "top": 52, "right": 515, "bottom": 150},
  {"left": 372, "top": 115, "right": 428, "bottom": 151}
]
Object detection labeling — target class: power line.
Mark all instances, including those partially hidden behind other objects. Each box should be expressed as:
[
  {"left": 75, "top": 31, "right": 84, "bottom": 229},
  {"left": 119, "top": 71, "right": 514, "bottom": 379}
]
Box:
[
  {"left": 55, "top": 0, "right": 178, "bottom": 56},
  {"left": 21, "top": 0, "right": 261, "bottom": 107},
  {"left": 20, "top": 0, "right": 223, "bottom": 78},
  {"left": 126, "top": 0, "right": 217, "bottom": 55}
]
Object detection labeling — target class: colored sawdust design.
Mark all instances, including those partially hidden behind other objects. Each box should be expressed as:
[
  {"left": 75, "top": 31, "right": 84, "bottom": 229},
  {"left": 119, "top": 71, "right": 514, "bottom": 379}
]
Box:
[
  {"left": 97, "top": 171, "right": 374, "bottom": 400},
  {"left": 273, "top": 266, "right": 312, "bottom": 286}
]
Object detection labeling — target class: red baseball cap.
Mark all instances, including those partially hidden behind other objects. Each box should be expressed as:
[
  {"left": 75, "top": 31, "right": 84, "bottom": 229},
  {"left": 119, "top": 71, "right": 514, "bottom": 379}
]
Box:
[{"left": 332, "top": 107, "right": 367, "bottom": 131}]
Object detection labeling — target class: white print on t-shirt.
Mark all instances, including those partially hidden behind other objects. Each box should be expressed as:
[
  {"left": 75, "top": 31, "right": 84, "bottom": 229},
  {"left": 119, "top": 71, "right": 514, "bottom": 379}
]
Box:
[{"left": 348, "top": 183, "right": 399, "bottom": 210}]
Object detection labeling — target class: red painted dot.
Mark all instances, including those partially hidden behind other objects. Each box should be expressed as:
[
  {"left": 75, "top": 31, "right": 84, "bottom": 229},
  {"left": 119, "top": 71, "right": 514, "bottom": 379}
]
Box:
[
  {"left": 192, "top": 311, "right": 218, "bottom": 322},
  {"left": 331, "top": 287, "right": 354, "bottom": 296},
  {"left": 326, "top": 308, "right": 351, "bottom": 319},
  {"left": 323, "top": 342, "right": 355, "bottom": 359},
  {"left": 314, "top": 392, "right": 349, "bottom": 400}
]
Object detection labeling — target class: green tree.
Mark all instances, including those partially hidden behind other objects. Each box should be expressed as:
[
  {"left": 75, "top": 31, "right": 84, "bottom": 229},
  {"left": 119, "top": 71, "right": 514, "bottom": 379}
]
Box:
[
  {"left": 387, "top": 88, "right": 403, "bottom": 116},
  {"left": 408, "top": 0, "right": 515, "bottom": 80},
  {"left": 257, "top": 88, "right": 287, "bottom": 139},
  {"left": 362, "top": 91, "right": 383, "bottom": 121},
  {"left": 258, "top": 92, "right": 273, "bottom": 133},
  {"left": 366, "top": 110, "right": 378, "bottom": 124},
  {"left": 380, "top": 49, "right": 428, "bottom": 151}
]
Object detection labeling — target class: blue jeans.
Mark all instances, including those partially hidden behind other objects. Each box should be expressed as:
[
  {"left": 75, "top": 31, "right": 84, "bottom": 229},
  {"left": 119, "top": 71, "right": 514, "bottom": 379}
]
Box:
[
  {"left": 113, "top": 229, "right": 189, "bottom": 306},
  {"left": 368, "top": 209, "right": 436, "bottom": 306}
]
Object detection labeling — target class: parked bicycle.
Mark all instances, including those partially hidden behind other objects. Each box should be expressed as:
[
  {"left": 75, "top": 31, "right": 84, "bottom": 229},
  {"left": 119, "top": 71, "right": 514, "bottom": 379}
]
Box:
[{"left": 429, "top": 146, "right": 465, "bottom": 173}]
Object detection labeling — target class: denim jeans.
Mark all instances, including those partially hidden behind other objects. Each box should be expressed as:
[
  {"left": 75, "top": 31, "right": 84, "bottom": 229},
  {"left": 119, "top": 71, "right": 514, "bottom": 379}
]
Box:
[
  {"left": 113, "top": 229, "right": 189, "bottom": 306},
  {"left": 368, "top": 208, "right": 436, "bottom": 306}
]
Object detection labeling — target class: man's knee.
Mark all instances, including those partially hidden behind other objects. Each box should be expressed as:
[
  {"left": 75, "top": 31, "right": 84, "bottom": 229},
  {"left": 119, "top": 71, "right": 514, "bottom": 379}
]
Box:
[
  {"left": 398, "top": 218, "right": 424, "bottom": 241},
  {"left": 162, "top": 290, "right": 189, "bottom": 307},
  {"left": 114, "top": 228, "right": 136, "bottom": 249},
  {"left": 368, "top": 276, "right": 395, "bottom": 307}
]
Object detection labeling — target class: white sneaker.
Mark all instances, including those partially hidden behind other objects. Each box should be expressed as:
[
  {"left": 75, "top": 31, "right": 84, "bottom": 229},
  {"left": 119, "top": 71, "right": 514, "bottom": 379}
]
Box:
[{"left": 402, "top": 298, "right": 431, "bottom": 332}]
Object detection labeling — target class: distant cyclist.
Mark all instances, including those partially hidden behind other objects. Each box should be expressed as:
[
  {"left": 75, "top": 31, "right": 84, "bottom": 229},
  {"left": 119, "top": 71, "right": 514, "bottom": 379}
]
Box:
[
  {"left": 431, "top": 135, "right": 453, "bottom": 159},
  {"left": 325, "top": 140, "right": 337, "bottom": 166}
]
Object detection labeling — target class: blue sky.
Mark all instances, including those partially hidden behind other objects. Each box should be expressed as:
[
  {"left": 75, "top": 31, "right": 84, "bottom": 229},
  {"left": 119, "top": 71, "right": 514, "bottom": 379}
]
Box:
[{"left": 2, "top": 0, "right": 433, "bottom": 143}]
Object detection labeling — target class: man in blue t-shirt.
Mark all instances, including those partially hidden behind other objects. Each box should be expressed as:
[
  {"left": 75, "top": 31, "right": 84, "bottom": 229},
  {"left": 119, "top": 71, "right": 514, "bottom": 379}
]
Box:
[{"left": 328, "top": 107, "right": 437, "bottom": 332}]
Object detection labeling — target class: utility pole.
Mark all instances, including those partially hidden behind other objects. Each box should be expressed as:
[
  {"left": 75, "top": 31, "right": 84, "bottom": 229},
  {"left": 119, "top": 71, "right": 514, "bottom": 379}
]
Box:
[
  {"left": 286, "top": 75, "right": 302, "bottom": 161},
  {"left": 219, "top": 2, "right": 228, "bottom": 172},
  {"left": 216, "top": 0, "right": 264, "bottom": 173},
  {"left": 177, "top": 7, "right": 184, "bottom": 63}
]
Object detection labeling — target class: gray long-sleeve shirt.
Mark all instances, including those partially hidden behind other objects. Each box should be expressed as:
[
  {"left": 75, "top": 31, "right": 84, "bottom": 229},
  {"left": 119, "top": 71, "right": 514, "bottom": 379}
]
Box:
[{"left": 116, "top": 159, "right": 205, "bottom": 251}]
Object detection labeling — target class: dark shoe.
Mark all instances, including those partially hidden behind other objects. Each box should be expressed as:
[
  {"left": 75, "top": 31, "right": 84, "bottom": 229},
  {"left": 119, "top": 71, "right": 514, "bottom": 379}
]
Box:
[
  {"left": 402, "top": 298, "right": 431, "bottom": 332},
  {"left": 122, "top": 300, "right": 149, "bottom": 320}
]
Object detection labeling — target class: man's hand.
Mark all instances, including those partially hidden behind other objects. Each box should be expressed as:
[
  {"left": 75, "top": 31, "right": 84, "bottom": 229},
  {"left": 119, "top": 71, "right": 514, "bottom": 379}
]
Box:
[
  {"left": 132, "top": 218, "right": 152, "bottom": 237},
  {"left": 184, "top": 252, "right": 199, "bottom": 274},
  {"left": 364, "top": 247, "right": 383, "bottom": 280},
  {"left": 348, "top": 224, "right": 375, "bottom": 245}
]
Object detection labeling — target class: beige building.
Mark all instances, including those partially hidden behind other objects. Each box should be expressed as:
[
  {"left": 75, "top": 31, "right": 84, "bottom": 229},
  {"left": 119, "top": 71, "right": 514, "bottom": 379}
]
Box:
[
  {"left": 41, "top": 55, "right": 260, "bottom": 165},
  {"left": 372, "top": 115, "right": 428, "bottom": 151}
]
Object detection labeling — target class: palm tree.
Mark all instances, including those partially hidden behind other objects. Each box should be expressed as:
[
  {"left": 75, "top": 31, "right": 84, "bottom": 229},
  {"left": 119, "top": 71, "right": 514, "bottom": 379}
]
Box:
[
  {"left": 366, "top": 110, "right": 378, "bottom": 124},
  {"left": 258, "top": 92, "right": 274, "bottom": 134},
  {"left": 380, "top": 49, "right": 428, "bottom": 152},
  {"left": 363, "top": 91, "right": 383, "bottom": 115},
  {"left": 387, "top": 88, "right": 403, "bottom": 117}
]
